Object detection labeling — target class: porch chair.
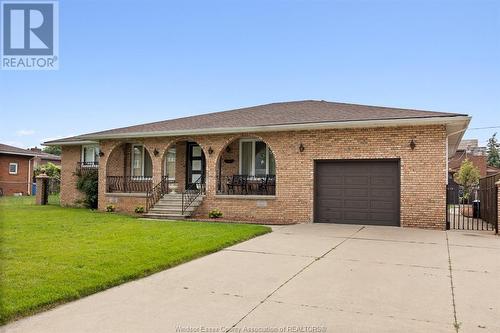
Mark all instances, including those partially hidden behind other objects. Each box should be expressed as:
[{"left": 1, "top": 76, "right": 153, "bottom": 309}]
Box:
[
  {"left": 259, "top": 175, "right": 276, "bottom": 195},
  {"left": 226, "top": 175, "right": 249, "bottom": 194}
]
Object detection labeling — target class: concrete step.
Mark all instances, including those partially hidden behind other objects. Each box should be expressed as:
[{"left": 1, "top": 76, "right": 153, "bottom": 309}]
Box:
[
  {"left": 149, "top": 207, "right": 196, "bottom": 214},
  {"left": 142, "top": 213, "right": 188, "bottom": 220},
  {"left": 143, "top": 193, "right": 205, "bottom": 221}
]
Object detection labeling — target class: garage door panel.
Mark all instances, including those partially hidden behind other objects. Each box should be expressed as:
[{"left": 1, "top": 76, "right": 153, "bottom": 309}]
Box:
[
  {"left": 344, "top": 200, "right": 370, "bottom": 209},
  {"left": 371, "top": 189, "right": 396, "bottom": 197},
  {"left": 317, "top": 187, "right": 342, "bottom": 197},
  {"left": 320, "top": 176, "right": 343, "bottom": 185},
  {"left": 344, "top": 211, "right": 371, "bottom": 221},
  {"left": 318, "top": 210, "right": 342, "bottom": 220},
  {"left": 371, "top": 176, "right": 397, "bottom": 186},
  {"left": 344, "top": 188, "right": 370, "bottom": 197},
  {"left": 319, "top": 199, "right": 343, "bottom": 208},
  {"left": 315, "top": 160, "right": 400, "bottom": 226},
  {"left": 344, "top": 176, "right": 369, "bottom": 185},
  {"left": 371, "top": 212, "right": 397, "bottom": 222},
  {"left": 371, "top": 200, "right": 396, "bottom": 210}
]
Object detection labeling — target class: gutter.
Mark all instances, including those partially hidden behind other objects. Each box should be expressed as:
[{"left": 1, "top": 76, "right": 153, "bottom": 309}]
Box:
[{"left": 45, "top": 115, "right": 471, "bottom": 145}]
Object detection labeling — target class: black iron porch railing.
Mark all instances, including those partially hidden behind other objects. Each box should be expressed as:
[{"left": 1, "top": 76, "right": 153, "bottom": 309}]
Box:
[
  {"left": 182, "top": 176, "right": 206, "bottom": 214},
  {"left": 216, "top": 174, "right": 276, "bottom": 195},
  {"left": 76, "top": 162, "right": 99, "bottom": 175},
  {"left": 79, "top": 161, "right": 99, "bottom": 167},
  {"left": 106, "top": 176, "right": 153, "bottom": 193},
  {"left": 146, "top": 176, "right": 170, "bottom": 211}
]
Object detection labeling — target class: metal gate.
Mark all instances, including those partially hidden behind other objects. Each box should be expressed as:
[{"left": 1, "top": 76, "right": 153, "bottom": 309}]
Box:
[{"left": 446, "top": 175, "right": 498, "bottom": 233}]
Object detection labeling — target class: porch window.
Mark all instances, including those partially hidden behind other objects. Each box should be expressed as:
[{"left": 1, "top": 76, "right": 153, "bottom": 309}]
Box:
[
  {"left": 165, "top": 146, "right": 176, "bottom": 180},
  {"left": 82, "top": 145, "right": 99, "bottom": 164},
  {"left": 131, "top": 144, "right": 152, "bottom": 177},
  {"left": 239, "top": 139, "right": 276, "bottom": 177}
]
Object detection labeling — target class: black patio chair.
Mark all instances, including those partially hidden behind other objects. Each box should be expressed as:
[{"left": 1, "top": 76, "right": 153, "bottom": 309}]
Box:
[
  {"left": 226, "top": 175, "right": 248, "bottom": 194},
  {"left": 259, "top": 175, "right": 276, "bottom": 195}
]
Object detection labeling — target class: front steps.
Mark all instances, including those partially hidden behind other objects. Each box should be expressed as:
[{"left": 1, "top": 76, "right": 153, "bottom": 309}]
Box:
[{"left": 143, "top": 193, "right": 204, "bottom": 220}]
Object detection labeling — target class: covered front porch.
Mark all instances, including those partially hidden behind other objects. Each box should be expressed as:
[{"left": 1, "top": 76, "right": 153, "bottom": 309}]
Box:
[
  {"left": 100, "top": 136, "right": 277, "bottom": 215},
  {"left": 103, "top": 137, "right": 276, "bottom": 197}
]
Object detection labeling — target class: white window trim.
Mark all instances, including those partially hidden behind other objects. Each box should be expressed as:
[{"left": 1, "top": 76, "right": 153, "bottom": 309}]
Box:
[
  {"left": 81, "top": 144, "right": 99, "bottom": 163},
  {"left": 164, "top": 147, "right": 176, "bottom": 180},
  {"left": 238, "top": 139, "right": 272, "bottom": 177},
  {"left": 131, "top": 144, "right": 146, "bottom": 177},
  {"left": 9, "top": 162, "right": 18, "bottom": 175}
]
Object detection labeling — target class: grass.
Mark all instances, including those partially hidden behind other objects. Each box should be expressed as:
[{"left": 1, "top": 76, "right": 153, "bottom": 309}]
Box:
[{"left": 0, "top": 195, "right": 270, "bottom": 324}]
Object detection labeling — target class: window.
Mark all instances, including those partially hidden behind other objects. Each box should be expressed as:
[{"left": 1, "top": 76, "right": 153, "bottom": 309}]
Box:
[
  {"left": 239, "top": 139, "right": 276, "bottom": 177},
  {"left": 131, "top": 144, "right": 152, "bottom": 177},
  {"left": 82, "top": 145, "right": 100, "bottom": 164},
  {"left": 9, "top": 162, "right": 18, "bottom": 174},
  {"left": 165, "top": 146, "right": 176, "bottom": 179}
]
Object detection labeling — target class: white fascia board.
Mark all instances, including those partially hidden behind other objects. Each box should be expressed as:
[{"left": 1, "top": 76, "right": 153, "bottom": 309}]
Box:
[
  {"left": 43, "top": 140, "right": 98, "bottom": 146},
  {"left": 74, "top": 116, "right": 472, "bottom": 141}
]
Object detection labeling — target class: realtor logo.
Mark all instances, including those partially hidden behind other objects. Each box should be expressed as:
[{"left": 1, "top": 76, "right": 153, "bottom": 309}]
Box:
[{"left": 1, "top": 1, "right": 58, "bottom": 70}]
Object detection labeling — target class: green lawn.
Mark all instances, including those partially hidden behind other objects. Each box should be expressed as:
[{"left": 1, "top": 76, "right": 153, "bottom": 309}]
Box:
[{"left": 0, "top": 196, "right": 270, "bottom": 324}]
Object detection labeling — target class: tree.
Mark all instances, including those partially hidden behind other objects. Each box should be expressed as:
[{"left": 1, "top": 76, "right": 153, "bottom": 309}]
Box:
[
  {"left": 454, "top": 159, "right": 481, "bottom": 201},
  {"left": 487, "top": 133, "right": 500, "bottom": 168},
  {"left": 42, "top": 145, "right": 61, "bottom": 156},
  {"left": 33, "top": 162, "right": 61, "bottom": 179}
]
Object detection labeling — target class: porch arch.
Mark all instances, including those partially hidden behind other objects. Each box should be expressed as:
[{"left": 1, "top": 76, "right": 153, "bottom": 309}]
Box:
[
  {"left": 215, "top": 135, "right": 278, "bottom": 195},
  {"left": 105, "top": 142, "right": 154, "bottom": 193},
  {"left": 159, "top": 138, "right": 208, "bottom": 192}
]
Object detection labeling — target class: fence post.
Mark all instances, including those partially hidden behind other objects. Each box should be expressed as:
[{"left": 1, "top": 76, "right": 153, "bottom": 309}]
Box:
[
  {"left": 496, "top": 181, "right": 500, "bottom": 234},
  {"left": 35, "top": 171, "right": 50, "bottom": 205}
]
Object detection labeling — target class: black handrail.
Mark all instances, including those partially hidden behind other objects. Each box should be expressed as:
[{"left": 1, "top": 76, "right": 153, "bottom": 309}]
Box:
[
  {"left": 146, "top": 176, "right": 169, "bottom": 212},
  {"left": 181, "top": 176, "right": 205, "bottom": 214}
]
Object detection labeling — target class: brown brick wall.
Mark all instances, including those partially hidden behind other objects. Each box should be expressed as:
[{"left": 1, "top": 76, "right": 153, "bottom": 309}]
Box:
[
  {"left": 60, "top": 146, "right": 85, "bottom": 206},
  {"left": 0, "top": 154, "right": 32, "bottom": 195},
  {"left": 61, "top": 125, "right": 448, "bottom": 229}
]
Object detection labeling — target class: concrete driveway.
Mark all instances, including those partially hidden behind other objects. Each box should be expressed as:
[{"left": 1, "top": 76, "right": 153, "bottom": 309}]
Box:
[{"left": 2, "top": 224, "right": 499, "bottom": 333}]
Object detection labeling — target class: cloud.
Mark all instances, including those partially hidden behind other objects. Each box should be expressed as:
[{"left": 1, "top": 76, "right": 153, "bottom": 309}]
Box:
[{"left": 16, "top": 129, "right": 35, "bottom": 136}]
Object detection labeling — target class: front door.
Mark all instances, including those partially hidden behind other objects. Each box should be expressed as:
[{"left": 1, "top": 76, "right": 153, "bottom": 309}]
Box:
[{"left": 186, "top": 142, "right": 205, "bottom": 189}]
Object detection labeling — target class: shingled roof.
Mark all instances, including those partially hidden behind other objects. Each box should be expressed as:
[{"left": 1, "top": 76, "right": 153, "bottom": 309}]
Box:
[
  {"left": 44, "top": 100, "right": 469, "bottom": 144},
  {"left": 0, "top": 143, "right": 37, "bottom": 156}
]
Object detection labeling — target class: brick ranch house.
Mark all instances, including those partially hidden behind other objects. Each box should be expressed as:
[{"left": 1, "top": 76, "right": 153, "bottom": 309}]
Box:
[
  {"left": 0, "top": 143, "right": 60, "bottom": 196},
  {"left": 44, "top": 100, "right": 470, "bottom": 229}
]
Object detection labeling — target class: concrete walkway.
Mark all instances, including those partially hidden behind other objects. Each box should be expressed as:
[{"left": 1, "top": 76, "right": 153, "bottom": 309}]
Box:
[{"left": 2, "top": 224, "right": 499, "bottom": 333}]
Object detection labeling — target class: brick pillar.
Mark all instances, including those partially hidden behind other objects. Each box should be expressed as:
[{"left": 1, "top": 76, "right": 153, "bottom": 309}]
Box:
[{"left": 35, "top": 173, "right": 50, "bottom": 205}]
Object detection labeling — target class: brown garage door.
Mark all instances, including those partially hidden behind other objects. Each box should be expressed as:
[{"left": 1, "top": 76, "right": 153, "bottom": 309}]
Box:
[{"left": 314, "top": 160, "right": 400, "bottom": 226}]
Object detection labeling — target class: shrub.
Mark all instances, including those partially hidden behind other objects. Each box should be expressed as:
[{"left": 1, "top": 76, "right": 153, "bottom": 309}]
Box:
[
  {"left": 34, "top": 162, "right": 61, "bottom": 179},
  {"left": 134, "top": 206, "right": 145, "bottom": 214},
  {"left": 106, "top": 204, "right": 116, "bottom": 212},
  {"left": 454, "top": 159, "right": 480, "bottom": 202},
  {"left": 75, "top": 169, "right": 98, "bottom": 209},
  {"left": 208, "top": 208, "right": 223, "bottom": 219}
]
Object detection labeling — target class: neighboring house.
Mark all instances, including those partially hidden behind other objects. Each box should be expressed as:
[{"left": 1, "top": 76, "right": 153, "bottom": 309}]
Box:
[
  {"left": 0, "top": 144, "right": 62, "bottom": 196},
  {"left": 0, "top": 144, "right": 37, "bottom": 195},
  {"left": 44, "top": 100, "right": 470, "bottom": 229},
  {"left": 28, "top": 147, "right": 62, "bottom": 167},
  {"left": 448, "top": 139, "right": 499, "bottom": 178}
]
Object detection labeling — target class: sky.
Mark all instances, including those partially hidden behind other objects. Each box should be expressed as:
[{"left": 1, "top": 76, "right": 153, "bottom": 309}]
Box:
[{"left": 1, "top": 0, "right": 499, "bottom": 149}]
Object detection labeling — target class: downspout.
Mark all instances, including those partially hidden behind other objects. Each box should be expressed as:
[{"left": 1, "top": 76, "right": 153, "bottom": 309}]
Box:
[{"left": 28, "top": 156, "right": 35, "bottom": 195}]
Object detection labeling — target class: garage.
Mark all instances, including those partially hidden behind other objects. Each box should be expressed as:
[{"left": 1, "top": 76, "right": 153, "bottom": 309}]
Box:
[{"left": 314, "top": 160, "right": 400, "bottom": 226}]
